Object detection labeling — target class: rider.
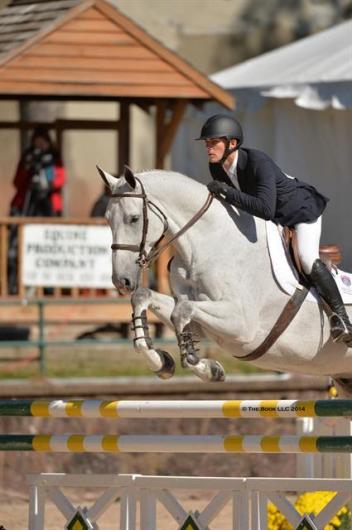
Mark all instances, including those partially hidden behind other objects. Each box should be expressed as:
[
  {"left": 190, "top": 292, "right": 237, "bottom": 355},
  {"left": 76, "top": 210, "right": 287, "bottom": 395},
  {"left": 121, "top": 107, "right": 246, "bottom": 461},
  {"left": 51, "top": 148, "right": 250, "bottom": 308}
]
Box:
[{"left": 196, "top": 113, "right": 352, "bottom": 346}]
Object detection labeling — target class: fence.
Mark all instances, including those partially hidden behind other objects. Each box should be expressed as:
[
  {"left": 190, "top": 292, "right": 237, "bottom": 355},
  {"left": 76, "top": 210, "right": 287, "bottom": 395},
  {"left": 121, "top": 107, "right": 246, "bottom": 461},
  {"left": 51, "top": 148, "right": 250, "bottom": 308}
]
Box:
[
  {"left": 0, "top": 216, "right": 170, "bottom": 373},
  {"left": 1, "top": 399, "right": 352, "bottom": 455},
  {"left": 0, "top": 297, "right": 167, "bottom": 374},
  {"left": 27, "top": 474, "right": 352, "bottom": 530},
  {"left": 1, "top": 398, "right": 352, "bottom": 529}
]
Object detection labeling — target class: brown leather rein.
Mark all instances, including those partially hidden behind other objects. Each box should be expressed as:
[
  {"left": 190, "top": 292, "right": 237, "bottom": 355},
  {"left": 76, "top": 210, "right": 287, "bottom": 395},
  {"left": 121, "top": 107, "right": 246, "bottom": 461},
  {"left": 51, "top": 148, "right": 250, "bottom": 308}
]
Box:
[
  {"left": 110, "top": 178, "right": 308, "bottom": 362},
  {"left": 110, "top": 176, "right": 214, "bottom": 269}
]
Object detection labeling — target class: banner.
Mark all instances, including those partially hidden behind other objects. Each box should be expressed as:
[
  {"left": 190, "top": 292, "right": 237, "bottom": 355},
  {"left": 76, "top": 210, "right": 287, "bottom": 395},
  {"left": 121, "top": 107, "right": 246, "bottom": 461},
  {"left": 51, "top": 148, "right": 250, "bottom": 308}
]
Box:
[{"left": 22, "top": 224, "right": 113, "bottom": 288}]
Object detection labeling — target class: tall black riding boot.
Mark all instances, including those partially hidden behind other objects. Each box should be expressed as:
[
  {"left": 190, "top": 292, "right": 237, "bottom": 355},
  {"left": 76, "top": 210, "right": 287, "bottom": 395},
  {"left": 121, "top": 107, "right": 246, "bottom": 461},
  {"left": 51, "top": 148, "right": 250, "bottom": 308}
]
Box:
[{"left": 308, "top": 259, "right": 352, "bottom": 346}]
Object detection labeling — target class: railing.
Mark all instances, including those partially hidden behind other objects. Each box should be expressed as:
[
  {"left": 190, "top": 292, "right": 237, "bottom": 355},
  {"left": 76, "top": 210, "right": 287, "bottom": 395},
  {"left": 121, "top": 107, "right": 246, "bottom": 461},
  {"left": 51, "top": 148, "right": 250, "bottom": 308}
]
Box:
[
  {"left": 27, "top": 474, "right": 352, "bottom": 530},
  {"left": 0, "top": 298, "right": 171, "bottom": 375},
  {"left": 0, "top": 217, "right": 170, "bottom": 374}
]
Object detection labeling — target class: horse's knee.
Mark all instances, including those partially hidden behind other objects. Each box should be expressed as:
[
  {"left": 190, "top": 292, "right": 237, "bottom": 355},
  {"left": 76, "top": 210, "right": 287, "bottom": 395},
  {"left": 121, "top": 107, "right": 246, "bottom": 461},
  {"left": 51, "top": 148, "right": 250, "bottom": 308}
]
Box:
[
  {"left": 131, "top": 287, "right": 152, "bottom": 308},
  {"left": 171, "top": 301, "right": 194, "bottom": 330}
]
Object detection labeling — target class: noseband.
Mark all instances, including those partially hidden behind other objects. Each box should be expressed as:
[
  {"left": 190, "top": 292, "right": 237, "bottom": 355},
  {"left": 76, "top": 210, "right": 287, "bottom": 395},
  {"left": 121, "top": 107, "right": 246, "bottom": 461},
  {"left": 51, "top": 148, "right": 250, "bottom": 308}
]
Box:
[{"left": 110, "top": 176, "right": 213, "bottom": 269}]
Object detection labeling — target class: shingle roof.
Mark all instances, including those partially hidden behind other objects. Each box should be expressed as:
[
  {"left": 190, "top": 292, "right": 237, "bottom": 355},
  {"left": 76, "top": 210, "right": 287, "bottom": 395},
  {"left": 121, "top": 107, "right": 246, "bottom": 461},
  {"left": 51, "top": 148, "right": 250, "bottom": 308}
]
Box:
[
  {"left": 0, "top": 0, "right": 234, "bottom": 108},
  {"left": 0, "top": 0, "right": 81, "bottom": 57}
]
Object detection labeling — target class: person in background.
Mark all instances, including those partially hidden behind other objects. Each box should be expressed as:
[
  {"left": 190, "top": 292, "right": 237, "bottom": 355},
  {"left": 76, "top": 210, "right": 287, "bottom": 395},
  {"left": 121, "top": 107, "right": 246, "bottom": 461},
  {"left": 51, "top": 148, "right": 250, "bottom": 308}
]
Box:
[
  {"left": 8, "top": 127, "right": 65, "bottom": 294},
  {"left": 10, "top": 126, "right": 65, "bottom": 217}
]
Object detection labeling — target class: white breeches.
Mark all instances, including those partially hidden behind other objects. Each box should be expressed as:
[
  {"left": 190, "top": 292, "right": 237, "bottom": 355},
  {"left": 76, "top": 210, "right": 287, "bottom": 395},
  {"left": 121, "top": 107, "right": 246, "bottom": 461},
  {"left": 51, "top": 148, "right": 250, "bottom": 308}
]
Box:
[{"left": 294, "top": 216, "right": 322, "bottom": 275}]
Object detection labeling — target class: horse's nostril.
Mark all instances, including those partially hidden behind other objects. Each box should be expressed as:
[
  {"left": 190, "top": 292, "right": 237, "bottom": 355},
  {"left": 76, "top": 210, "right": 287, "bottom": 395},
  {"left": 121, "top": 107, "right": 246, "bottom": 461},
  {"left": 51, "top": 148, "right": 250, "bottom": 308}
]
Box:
[{"left": 122, "top": 277, "right": 131, "bottom": 288}]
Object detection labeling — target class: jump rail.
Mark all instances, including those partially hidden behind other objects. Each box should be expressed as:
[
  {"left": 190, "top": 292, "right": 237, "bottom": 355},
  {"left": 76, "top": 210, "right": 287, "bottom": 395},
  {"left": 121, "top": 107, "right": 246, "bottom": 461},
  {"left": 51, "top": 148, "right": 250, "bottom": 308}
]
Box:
[
  {"left": 1, "top": 398, "right": 352, "bottom": 418},
  {"left": 1, "top": 434, "right": 352, "bottom": 453}
]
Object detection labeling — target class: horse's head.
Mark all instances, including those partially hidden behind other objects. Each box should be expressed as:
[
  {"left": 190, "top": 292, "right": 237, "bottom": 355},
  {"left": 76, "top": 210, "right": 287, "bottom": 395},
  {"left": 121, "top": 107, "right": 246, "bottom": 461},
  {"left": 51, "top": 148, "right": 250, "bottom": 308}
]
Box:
[{"left": 97, "top": 165, "right": 167, "bottom": 294}]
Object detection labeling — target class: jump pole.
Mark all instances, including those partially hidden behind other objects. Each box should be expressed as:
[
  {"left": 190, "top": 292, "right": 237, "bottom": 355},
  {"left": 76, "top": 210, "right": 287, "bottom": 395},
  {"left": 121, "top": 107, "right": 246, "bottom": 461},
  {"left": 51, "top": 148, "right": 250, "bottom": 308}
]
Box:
[
  {"left": 1, "top": 399, "right": 352, "bottom": 418},
  {"left": 1, "top": 435, "right": 352, "bottom": 453}
]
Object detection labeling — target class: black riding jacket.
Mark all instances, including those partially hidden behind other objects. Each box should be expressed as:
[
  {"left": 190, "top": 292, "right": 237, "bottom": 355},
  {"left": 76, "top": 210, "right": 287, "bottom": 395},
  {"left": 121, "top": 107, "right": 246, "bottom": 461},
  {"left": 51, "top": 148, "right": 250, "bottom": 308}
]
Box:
[{"left": 210, "top": 147, "right": 328, "bottom": 227}]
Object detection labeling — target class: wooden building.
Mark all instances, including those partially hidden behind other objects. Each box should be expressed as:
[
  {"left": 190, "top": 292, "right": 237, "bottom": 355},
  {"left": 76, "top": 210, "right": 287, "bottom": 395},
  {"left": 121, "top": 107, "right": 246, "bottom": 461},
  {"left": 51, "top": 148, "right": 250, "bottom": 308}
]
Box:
[
  {"left": 0, "top": 0, "right": 233, "bottom": 353},
  {"left": 0, "top": 0, "right": 233, "bottom": 174}
]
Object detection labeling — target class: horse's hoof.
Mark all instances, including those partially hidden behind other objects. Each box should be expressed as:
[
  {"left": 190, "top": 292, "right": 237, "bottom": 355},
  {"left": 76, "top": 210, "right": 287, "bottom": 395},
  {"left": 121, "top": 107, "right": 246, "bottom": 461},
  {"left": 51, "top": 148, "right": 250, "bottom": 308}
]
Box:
[
  {"left": 191, "top": 359, "right": 226, "bottom": 382},
  {"left": 209, "top": 360, "right": 226, "bottom": 382},
  {"left": 185, "top": 352, "right": 199, "bottom": 366},
  {"left": 154, "top": 349, "right": 175, "bottom": 380}
]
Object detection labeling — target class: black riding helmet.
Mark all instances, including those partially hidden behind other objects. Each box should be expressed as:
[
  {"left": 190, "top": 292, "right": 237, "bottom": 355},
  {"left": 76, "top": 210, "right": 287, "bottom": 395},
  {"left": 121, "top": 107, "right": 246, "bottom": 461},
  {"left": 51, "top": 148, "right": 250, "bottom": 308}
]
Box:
[{"left": 195, "top": 114, "right": 243, "bottom": 163}]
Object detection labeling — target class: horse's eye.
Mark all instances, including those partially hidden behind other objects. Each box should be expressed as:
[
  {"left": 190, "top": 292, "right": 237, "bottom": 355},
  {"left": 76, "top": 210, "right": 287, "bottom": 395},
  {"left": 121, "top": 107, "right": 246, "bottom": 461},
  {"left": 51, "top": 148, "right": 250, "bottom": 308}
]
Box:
[{"left": 130, "top": 215, "right": 140, "bottom": 224}]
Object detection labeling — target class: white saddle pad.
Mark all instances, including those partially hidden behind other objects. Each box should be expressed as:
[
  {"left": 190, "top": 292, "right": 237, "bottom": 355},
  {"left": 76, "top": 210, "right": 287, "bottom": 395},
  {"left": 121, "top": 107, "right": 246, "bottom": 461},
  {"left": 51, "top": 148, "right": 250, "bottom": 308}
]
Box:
[{"left": 266, "top": 221, "right": 352, "bottom": 305}]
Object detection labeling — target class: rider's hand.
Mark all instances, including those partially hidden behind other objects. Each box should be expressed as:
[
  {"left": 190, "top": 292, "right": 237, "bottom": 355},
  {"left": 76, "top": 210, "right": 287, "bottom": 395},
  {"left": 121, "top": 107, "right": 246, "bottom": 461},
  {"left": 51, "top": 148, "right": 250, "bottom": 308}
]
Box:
[{"left": 207, "top": 180, "right": 229, "bottom": 198}]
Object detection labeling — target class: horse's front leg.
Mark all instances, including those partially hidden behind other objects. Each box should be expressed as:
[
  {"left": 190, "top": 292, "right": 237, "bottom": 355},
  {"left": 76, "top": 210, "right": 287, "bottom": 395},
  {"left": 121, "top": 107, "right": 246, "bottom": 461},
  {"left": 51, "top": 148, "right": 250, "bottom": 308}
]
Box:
[
  {"left": 131, "top": 287, "right": 176, "bottom": 379},
  {"left": 171, "top": 300, "right": 238, "bottom": 383}
]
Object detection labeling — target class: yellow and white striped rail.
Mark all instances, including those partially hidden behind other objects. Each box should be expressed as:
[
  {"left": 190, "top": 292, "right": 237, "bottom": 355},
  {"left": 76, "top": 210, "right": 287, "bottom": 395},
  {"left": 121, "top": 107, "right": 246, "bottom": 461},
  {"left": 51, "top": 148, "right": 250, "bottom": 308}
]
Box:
[
  {"left": 1, "top": 434, "right": 352, "bottom": 453},
  {"left": 1, "top": 399, "right": 352, "bottom": 418}
]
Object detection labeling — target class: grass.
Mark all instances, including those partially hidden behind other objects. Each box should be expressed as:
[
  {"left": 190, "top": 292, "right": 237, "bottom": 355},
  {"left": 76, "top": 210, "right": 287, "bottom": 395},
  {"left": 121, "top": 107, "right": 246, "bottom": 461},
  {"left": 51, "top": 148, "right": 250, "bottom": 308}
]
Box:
[{"left": 0, "top": 342, "right": 262, "bottom": 379}]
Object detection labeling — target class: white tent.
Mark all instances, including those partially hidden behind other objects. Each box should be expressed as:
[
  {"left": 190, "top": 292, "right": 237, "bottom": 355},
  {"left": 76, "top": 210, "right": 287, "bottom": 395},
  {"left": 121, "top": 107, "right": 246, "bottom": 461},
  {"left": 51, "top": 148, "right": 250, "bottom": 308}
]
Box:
[
  {"left": 172, "top": 20, "right": 352, "bottom": 268},
  {"left": 212, "top": 19, "right": 352, "bottom": 110}
]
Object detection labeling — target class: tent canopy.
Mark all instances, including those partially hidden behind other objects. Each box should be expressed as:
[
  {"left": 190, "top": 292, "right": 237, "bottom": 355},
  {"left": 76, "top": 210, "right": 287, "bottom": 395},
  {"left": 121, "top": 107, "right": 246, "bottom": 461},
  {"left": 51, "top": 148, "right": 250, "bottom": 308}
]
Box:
[{"left": 211, "top": 19, "right": 352, "bottom": 110}]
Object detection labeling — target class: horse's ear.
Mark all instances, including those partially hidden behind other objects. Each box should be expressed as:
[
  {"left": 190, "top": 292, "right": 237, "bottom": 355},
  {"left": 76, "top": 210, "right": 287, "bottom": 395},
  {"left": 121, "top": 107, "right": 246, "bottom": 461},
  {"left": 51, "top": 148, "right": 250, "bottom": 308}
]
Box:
[
  {"left": 124, "top": 165, "right": 136, "bottom": 190},
  {"left": 96, "top": 165, "right": 118, "bottom": 189}
]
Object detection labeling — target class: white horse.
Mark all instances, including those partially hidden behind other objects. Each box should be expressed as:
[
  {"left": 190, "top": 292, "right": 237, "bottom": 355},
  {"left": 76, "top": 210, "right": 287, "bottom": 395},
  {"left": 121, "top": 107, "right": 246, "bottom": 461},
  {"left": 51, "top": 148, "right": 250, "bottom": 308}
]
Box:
[{"left": 98, "top": 166, "right": 352, "bottom": 393}]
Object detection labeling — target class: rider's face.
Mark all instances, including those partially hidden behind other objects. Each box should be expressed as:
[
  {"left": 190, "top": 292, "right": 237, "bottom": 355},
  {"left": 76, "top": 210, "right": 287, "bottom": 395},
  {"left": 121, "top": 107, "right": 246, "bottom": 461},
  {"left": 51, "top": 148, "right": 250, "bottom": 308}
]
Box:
[{"left": 203, "top": 137, "right": 227, "bottom": 163}]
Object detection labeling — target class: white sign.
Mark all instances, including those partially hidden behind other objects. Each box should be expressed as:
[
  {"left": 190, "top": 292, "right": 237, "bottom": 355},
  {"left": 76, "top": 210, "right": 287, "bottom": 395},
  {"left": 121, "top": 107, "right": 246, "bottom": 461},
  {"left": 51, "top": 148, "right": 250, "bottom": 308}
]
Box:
[{"left": 22, "top": 224, "right": 113, "bottom": 288}]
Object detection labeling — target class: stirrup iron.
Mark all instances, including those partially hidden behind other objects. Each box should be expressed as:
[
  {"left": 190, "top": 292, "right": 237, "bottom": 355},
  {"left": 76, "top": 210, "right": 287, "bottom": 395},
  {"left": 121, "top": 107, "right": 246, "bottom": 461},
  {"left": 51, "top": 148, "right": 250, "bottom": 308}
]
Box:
[{"left": 329, "top": 313, "right": 352, "bottom": 344}]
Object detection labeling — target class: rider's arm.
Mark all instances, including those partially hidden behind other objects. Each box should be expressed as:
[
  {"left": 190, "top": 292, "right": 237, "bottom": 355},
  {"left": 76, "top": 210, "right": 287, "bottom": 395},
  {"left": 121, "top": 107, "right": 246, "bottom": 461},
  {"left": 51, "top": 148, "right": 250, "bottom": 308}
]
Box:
[{"left": 222, "top": 161, "right": 277, "bottom": 220}]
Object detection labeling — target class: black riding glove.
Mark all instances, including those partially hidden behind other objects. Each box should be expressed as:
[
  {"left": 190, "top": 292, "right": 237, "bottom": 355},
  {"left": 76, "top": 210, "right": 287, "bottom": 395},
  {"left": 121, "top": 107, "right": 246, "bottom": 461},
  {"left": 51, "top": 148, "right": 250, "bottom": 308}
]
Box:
[{"left": 207, "top": 180, "right": 230, "bottom": 199}]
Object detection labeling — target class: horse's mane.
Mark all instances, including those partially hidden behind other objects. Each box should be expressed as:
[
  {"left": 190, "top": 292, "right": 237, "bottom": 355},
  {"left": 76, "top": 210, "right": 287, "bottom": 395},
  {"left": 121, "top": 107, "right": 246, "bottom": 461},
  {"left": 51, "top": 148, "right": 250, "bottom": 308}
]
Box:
[
  {"left": 137, "top": 169, "right": 205, "bottom": 191},
  {"left": 110, "top": 169, "right": 204, "bottom": 197}
]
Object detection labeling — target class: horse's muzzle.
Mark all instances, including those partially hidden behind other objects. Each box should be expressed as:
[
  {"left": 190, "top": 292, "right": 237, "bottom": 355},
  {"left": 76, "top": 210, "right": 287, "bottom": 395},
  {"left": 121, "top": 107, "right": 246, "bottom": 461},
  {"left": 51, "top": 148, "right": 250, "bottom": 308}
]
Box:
[{"left": 113, "top": 275, "right": 135, "bottom": 295}]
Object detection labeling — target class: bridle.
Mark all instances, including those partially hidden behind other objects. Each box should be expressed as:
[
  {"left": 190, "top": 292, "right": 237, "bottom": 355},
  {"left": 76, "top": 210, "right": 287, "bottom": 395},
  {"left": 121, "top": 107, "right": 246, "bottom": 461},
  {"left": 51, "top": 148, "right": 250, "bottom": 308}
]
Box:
[{"left": 110, "top": 176, "right": 213, "bottom": 270}]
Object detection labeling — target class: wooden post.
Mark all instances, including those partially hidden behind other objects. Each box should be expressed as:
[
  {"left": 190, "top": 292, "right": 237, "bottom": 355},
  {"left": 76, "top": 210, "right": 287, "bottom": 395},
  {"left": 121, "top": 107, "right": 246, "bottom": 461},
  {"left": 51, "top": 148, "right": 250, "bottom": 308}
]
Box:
[
  {"left": 155, "top": 100, "right": 188, "bottom": 294},
  {"left": 0, "top": 223, "right": 8, "bottom": 296},
  {"left": 155, "top": 100, "right": 187, "bottom": 169},
  {"left": 155, "top": 101, "right": 167, "bottom": 169},
  {"left": 17, "top": 224, "right": 25, "bottom": 298},
  {"left": 118, "top": 101, "right": 130, "bottom": 176}
]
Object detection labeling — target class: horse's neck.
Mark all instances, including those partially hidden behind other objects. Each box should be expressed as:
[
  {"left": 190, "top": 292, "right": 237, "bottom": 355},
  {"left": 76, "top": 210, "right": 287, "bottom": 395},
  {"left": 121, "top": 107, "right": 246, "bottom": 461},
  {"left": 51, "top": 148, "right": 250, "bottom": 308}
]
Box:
[{"left": 144, "top": 172, "right": 268, "bottom": 271}]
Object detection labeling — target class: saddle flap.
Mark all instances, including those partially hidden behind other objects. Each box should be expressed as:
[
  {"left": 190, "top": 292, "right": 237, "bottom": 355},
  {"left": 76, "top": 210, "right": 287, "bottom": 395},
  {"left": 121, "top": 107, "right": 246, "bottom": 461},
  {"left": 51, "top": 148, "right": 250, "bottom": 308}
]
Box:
[
  {"left": 283, "top": 227, "right": 342, "bottom": 273},
  {"left": 267, "top": 221, "right": 352, "bottom": 304}
]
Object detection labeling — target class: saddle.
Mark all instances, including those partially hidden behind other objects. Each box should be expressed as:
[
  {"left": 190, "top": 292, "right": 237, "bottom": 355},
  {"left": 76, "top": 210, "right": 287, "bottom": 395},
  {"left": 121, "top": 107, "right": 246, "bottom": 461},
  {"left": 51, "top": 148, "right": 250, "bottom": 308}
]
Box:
[
  {"left": 283, "top": 227, "right": 342, "bottom": 274},
  {"left": 238, "top": 228, "right": 343, "bottom": 362}
]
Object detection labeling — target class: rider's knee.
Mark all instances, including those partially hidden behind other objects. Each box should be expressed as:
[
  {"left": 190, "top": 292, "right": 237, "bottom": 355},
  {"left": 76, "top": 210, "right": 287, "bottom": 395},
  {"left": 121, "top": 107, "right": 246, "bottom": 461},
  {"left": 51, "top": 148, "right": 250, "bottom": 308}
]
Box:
[{"left": 299, "top": 253, "right": 316, "bottom": 275}]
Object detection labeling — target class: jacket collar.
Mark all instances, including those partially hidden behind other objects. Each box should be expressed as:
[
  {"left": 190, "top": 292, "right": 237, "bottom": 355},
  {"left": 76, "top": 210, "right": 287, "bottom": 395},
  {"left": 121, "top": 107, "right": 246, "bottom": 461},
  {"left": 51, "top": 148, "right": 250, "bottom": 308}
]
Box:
[{"left": 237, "top": 148, "right": 247, "bottom": 173}]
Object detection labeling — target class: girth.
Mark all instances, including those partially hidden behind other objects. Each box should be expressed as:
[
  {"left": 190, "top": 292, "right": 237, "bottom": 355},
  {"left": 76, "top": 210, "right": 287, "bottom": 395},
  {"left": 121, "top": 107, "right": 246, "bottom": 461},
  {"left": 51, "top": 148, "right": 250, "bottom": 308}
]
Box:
[{"left": 236, "top": 285, "right": 309, "bottom": 362}]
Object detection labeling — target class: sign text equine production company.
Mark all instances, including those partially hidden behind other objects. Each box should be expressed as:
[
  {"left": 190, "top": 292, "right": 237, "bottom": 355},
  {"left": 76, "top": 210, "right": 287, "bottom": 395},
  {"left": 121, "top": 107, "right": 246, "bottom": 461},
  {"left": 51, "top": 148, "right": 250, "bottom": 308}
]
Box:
[{"left": 22, "top": 224, "right": 113, "bottom": 288}]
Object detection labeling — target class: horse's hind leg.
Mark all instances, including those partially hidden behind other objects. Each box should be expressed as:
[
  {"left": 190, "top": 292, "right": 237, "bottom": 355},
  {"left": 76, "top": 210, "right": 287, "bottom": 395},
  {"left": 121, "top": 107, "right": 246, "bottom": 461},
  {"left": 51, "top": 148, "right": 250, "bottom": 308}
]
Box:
[
  {"left": 131, "top": 287, "right": 176, "bottom": 379},
  {"left": 171, "top": 300, "right": 229, "bottom": 383}
]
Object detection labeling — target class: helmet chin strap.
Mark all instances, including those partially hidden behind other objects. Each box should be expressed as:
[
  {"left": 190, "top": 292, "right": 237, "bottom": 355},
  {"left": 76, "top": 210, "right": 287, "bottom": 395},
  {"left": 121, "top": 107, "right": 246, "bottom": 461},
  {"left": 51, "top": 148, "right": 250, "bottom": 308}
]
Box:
[{"left": 219, "top": 139, "right": 238, "bottom": 164}]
